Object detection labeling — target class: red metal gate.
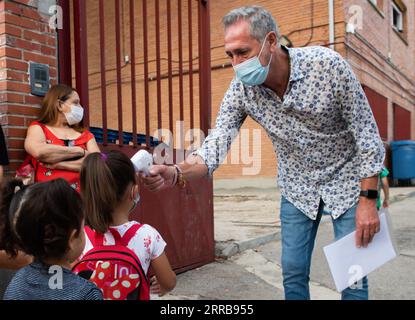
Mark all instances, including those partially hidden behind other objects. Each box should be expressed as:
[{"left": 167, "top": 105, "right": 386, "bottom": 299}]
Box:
[
  {"left": 393, "top": 104, "right": 411, "bottom": 141},
  {"left": 57, "top": 0, "right": 213, "bottom": 273}
]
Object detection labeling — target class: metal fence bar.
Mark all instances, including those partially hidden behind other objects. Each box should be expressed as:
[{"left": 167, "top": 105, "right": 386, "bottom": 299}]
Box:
[
  {"left": 73, "top": 0, "right": 90, "bottom": 127},
  {"left": 198, "top": 0, "right": 211, "bottom": 136},
  {"left": 115, "top": 0, "right": 124, "bottom": 145},
  {"left": 99, "top": 0, "right": 108, "bottom": 145},
  {"left": 155, "top": 0, "right": 162, "bottom": 131},
  {"left": 142, "top": 0, "right": 150, "bottom": 146},
  {"left": 130, "top": 0, "right": 138, "bottom": 146}
]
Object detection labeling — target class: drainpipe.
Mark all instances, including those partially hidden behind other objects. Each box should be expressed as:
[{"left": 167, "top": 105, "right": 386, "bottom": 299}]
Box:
[{"left": 329, "top": 0, "right": 335, "bottom": 50}]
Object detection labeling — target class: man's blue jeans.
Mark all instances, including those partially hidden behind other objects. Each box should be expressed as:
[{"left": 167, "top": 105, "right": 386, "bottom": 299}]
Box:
[{"left": 280, "top": 196, "right": 368, "bottom": 300}]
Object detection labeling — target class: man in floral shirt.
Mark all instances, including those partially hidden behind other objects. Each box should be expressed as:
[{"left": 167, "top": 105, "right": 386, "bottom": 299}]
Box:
[{"left": 143, "top": 6, "right": 385, "bottom": 300}]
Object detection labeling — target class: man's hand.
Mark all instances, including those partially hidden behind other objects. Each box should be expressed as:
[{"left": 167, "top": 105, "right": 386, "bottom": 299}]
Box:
[
  {"left": 382, "top": 199, "right": 390, "bottom": 208},
  {"left": 141, "top": 165, "right": 176, "bottom": 192},
  {"left": 355, "top": 198, "right": 380, "bottom": 248}
]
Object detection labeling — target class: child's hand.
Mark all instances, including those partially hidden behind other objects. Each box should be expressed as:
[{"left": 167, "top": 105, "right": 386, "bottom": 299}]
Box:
[{"left": 150, "top": 276, "right": 166, "bottom": 297}]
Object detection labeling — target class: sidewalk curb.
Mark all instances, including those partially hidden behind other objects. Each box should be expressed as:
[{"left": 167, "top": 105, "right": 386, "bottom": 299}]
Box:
[
  {"left": 215, "top": 231, "right": 281, "bottom": 259},
  {"left": 214, "top": 190, "right": 415, "bottom": 260}
]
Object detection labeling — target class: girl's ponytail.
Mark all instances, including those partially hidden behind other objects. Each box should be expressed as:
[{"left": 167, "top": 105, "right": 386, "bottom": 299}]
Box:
[
  {"left": 80, "top": 153, "right": 118, "bottom": 233},
  {"left": 0, "top": 179, "right": 27, "bottom": 256},
  {"left": 80, "top": 151, "right": 136, "bottom": 234}
]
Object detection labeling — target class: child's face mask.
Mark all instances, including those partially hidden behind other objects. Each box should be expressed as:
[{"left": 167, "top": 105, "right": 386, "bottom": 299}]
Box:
[{"left": 129, "top": 186, "right": 140, "bottom": 214}]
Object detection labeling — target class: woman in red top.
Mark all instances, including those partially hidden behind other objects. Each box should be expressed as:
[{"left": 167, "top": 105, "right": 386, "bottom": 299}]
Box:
[{"left": 24, "top": 84, "right": 100, "bottom": 192}]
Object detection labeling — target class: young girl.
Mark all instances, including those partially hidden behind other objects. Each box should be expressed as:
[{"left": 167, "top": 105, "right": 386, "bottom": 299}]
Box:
[
  {"left": 0, "top": 178, "right": 103, "bottom": 300},
  {"left": 79, "top": 151, "right": 176, "bottom": 298}
]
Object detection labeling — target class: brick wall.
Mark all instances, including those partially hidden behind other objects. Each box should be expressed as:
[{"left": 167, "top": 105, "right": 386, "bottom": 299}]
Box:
[
  {"left": 0, "top": 0, "right": 58, "bottom": 173},
  {"left": 343, "top": 0, "right": 415, "bottom": 142}
]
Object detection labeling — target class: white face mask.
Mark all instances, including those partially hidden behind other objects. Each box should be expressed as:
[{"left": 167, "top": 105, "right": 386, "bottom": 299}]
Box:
[
  {"left": 129, "top": 188, "right": 140, "bottom": 215},
  {"left": 64, "top": 104, "right": 84, "bottom": 126}
]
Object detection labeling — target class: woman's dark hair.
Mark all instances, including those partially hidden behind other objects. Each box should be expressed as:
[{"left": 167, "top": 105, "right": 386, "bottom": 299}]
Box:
[
  {"left": 0, "top": 178, "right": 84, "bottom": 262},
  {"left": 80, "top": 151, "right": 136, "bottom": 234}
]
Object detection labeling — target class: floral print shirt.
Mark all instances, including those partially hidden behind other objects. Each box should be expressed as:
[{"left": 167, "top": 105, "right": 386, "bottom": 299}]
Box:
[{"left": 195, "top": 46, "right": 385, "bottom": 220}]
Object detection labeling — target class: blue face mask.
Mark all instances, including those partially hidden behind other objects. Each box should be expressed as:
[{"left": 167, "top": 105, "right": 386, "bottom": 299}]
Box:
[{"left": 233, "top": 34, "right": 273, "bottom": 86}]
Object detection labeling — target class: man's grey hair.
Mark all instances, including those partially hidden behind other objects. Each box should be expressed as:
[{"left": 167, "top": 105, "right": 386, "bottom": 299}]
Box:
[{"left": 222, "top": 6, "right": 280, "bottom": 43}]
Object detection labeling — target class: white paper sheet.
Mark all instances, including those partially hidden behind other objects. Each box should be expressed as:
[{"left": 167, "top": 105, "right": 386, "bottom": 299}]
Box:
[{"left": 323, "top": 209, "right": 398, "bottom": 292}]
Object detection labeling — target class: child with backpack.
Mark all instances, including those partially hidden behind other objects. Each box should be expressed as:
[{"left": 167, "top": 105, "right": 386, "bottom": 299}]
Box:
[
  {"left": 75, "top": 151, "right": 176, "bottom": 300},
  {"left": 0, "top": 178, "right": 103, "bottom": 300}
]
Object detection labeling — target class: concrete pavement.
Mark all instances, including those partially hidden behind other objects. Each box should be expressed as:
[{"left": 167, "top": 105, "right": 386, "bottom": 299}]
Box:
[{"left": 162, "top": 178, "right": 415, "bottom": 300}]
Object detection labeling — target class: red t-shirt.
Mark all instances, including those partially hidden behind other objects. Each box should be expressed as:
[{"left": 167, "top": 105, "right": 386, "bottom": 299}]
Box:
[{"left": 29, "top": 121, "right": 94, "bottom": 192}]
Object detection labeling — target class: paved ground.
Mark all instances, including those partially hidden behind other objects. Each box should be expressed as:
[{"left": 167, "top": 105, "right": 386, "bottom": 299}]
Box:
[
  {"left": 1, "top": 178, "right": 414, "bottom": 300},
  {"left": 160, "top": 179, "right": 415, "bottom": 300}
]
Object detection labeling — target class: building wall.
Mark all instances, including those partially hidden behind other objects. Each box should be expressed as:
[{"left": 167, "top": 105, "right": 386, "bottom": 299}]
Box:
[
  {"left": 4, "top": 1, "right": 413, "bottom": 179},
  {"left": 0, "top": 0, "right": 58, "bottom": 173},
  {"left": 343, "top": 0, "right": 415, "bottom": 142}
]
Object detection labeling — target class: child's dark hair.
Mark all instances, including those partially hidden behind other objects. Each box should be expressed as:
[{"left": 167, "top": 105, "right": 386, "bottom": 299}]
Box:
[
  {"left": 80, "top": 151, "right": 136, "bottom": 234},
  {"left": 0, "top": 178, "right": 84, "bottom": 262}
]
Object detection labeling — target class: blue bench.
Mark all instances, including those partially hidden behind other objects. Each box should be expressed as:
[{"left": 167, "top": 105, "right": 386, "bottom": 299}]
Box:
[{"left": 89, "top": 127, "right": 160, "bottom": 147}]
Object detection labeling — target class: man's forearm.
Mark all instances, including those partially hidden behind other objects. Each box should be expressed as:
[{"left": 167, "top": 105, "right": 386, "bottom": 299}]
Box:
[
  {"left": 177, "top": 154, "right": 209, "bottom": 181},
  {"left": 359, "top": 175, "right": 379, "bottom": 206},
  {"left": 360, "top": 176, "right": 378, "bottom": 190}
]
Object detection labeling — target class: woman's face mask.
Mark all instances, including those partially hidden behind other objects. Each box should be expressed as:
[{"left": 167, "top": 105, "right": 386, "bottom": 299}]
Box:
[
  {"left": 233, "top": 33, "right": 273, "bottom": 86},
  {"left": 64, "top": 104, "right": 84, "bottom": 126}
]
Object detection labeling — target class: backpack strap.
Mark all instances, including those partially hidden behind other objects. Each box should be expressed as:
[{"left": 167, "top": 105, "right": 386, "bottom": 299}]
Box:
[
  {"left": 84, "top": 226, "right": 104, "bottom": 246},
  {"left": 108, "top": 223, "right": 143, "bottom": 247}
]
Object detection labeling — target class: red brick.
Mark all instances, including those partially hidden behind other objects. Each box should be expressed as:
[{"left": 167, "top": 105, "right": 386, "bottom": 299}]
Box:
[
  {"left": 0, "top": 46, "right": 22, "bottom": 59},
  {"left": 6, "top": 115, "right": 25, "bottom": 126},
  {"left": 12, "top": 0, "right": 36, "bottom": 8},
  {"left": 6, "top": 138, "right": 25, "bottom": 149},
  {"left": 0, "top": 92, "right": 25, "bottom": 103},
  {"left": 0, "top": 23, "right": 22, "bottom": 37},
  {"left": 0, "top": 104, "right": 40, "bottom": 117},
  {"left": 5, "top": 127, "right": 28, "bottom": 139},
  {"left": 23, "top": 51, "right": 55, "bottom": 66},
  {"left": 47, "top": 37, "right": 56, "bottom": 46},
  {"left": 24, "top": 94, "right": 42, "bottom": 105},
  {"left": 8, "top": 150, "right": 27, "bottom": 159},
  {"left": 0, "top": 58, "right": 28, "bottom": 71},
  {"left": 23, "top": 29, "right": 48, "bottom": 44},
  {"left": 49, "top": 67, "right": 57, "bottom": 78},
  {"left": 24, "top": 116, "right": 37, "bottom": 127},
  {"left": 21, "top": 7, "right": 42, "bottom": 21},
  {"left": 4, "top": 13, "right": 39, "bottom": 30},
  {"left": 13, "top": 37, "right": 41, "bottom": 52},
  {"left": 6, "top": 162, "right": 21, "bottom": 172},
  {"left": 0, "top": 81, "right": 31, "bottom": 93},
  {"left": 3, "top": 1, "right": 24, "bottom": 16},
  {"left": 40, "top": 45, "right": 56, "bottom": 56},
  {"left": 0, "top": 69, "right": 28, "bottom": 82}
]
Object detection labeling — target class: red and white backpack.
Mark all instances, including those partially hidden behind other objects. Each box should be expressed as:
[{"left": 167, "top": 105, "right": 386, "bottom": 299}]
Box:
[{"left": 72, "top": 224, "right": 150, "bottom": 300}]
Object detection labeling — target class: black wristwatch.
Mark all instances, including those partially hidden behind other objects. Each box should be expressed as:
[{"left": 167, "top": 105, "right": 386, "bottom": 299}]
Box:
[{"left": 359, "top": 189, "right": 378, "bottom": 199}]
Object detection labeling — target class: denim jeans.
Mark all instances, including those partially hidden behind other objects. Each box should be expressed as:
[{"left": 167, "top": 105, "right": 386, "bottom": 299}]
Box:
[{"left": 280, "top": 196, "right": 368, "bottom": 300}]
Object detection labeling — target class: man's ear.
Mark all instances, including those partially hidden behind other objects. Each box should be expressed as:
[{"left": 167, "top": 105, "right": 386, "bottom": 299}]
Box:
[{"left": 268, "top": 32, "right": 278, "bottom": 52}]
